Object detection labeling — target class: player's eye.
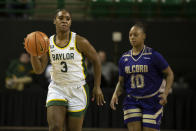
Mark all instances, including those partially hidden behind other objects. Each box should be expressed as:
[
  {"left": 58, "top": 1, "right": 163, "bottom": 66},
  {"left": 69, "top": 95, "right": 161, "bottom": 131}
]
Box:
[
  {"left": 58, "top": 17, "right": 63, "bottom": 20},
  {"left": 66, "top": 17, "right": 71, "bottom": 21},
  {"left": 133, "top": 33, "right": 138, "bottom": 37}
]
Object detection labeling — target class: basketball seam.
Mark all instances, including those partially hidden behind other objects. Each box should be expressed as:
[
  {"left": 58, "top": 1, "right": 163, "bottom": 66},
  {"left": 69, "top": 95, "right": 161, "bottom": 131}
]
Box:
[
  {"left": 37, "top": 32, "right": 47, "bottom": 53},
  {"left": 38, "top": 37, "right": 43, "bottom": 53},
  {"left": 35, "top": 33, "right": 38, "bottom": 56}
]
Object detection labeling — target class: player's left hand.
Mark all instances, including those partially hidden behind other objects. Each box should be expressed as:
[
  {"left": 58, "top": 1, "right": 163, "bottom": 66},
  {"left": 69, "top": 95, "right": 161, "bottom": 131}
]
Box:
[
  {"left": 159, "top": 93, "right": 168, "bottom": 105},
  {"left": 92, "top": 87, "right": 106, "bottom": 106}
]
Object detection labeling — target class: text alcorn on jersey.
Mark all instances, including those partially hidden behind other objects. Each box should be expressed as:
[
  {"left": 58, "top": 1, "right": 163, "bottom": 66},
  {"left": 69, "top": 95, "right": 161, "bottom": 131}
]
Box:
[{"left": 119, "top": 46, "right": 169, "bottom": 97}]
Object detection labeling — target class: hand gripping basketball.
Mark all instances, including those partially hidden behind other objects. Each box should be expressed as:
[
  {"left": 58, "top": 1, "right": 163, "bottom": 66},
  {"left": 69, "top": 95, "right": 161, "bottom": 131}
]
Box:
[{"left": 24, "top": 31, "right": 49, "bottom": 56}]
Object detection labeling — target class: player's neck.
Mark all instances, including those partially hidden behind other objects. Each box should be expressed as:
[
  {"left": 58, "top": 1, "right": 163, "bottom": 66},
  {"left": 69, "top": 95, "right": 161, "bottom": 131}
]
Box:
[
  {"left": 132, "top": 45, "right": 145, "bottom": 54},
  {"left": 57, "top": 30, "right": 70, "bottom": 40}
]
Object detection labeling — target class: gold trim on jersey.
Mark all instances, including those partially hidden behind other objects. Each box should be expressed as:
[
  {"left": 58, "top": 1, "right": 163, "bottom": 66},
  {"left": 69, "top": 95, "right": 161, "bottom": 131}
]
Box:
[
  {"left": 74, "top": 35, "right": 80, "bottom": 54},
  {"left": 48, "top": 42, "right": 51, "bottom": 57},
  {"left": 122, "top": 54, "right": 131, "bottom": 57},
  {"left": 143, "top": 119, "right": 156, "bottom": 124},
  {"left": 131, "top": 45, "right": 146, "bottom": 62},
  {"left": 74, "top": 36, "right": 86, "bottom": 79},
  {"left": 68, "top": 109, "right": 85, "bottom": 112},
  {"left": 53, "top": 32, "right": 72, "bottom": 49},
  {"left": 143, "top": 53, "right": 152, "bottom": 55},
  {"left": 124, "top": 108, "right": 141, "bottom": 115},
  {"left": 124, "top": 113, "right": 142, "bottom": 120},
  {"left": 143, "top": 107, "right": 163, "bottom": 119}
]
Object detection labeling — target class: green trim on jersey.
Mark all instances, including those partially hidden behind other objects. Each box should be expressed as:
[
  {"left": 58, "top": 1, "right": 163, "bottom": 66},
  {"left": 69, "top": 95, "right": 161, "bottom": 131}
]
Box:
[
  {"left": 84, "top": 83, "right": 89, "bottom": 109},
  {"left": 74, "top": 35, "right": 87, "bottom": 80},
  {"left": 67, "top": 110, "right": 85, "bottom": 117},
  {"left": 82, "top": 53, "right": 88, "bottom": 79},
  {"left": 46, "top": 100, "right": 68, "bottom": 108}
]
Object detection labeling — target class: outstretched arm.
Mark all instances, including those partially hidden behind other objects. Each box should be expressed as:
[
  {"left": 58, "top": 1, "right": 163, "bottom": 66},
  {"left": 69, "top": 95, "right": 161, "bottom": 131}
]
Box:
[{"left": 76, "top": 35, "right": 105, "bottom": 106}]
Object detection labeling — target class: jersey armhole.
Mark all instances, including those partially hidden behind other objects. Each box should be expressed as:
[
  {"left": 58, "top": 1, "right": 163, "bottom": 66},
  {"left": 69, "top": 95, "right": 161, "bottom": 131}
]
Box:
[{"left": 75, "top": 35, "right": 82, "bottom": 54}]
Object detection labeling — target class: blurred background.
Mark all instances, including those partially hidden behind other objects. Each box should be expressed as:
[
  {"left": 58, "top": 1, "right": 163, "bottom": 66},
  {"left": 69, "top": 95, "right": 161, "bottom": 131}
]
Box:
[{"left": 0, "top": 0, "right": 196, "bottom": 131}]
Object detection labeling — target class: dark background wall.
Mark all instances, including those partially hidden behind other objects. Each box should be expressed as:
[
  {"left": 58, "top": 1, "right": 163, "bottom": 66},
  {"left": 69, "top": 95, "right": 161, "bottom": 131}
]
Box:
[{"left": 0, "top": 20, "right": 196, "bottom": 85}]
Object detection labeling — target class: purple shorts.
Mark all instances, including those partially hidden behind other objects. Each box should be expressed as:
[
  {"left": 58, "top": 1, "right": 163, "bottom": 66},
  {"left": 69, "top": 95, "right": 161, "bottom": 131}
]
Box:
[{"left": 123, "top": 94, "right": 163, "bottom": 130}]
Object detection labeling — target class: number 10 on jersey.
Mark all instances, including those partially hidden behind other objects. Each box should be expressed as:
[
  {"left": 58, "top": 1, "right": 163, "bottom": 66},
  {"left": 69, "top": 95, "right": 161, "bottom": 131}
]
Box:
[{"left": 131, "top": 74, "right": 144, "bottom": 88}]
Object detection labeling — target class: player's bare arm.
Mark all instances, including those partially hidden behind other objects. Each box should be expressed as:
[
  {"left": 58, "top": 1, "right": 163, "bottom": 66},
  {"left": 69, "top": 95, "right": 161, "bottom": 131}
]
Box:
[
  {"left": 159, "top": 66, "right": 174, "bottom": 105},
  {"left": 30, "top": 53, "right": 48, "bottom": 74},
  {"left": 76, "top": 35, "right": 105, "bottom": 106},
  {"left": 114, "top": 76, "right": 125, "bottom": 97},
  {"left": 110, "top": 76, "right": 124, "bottom": 110}
]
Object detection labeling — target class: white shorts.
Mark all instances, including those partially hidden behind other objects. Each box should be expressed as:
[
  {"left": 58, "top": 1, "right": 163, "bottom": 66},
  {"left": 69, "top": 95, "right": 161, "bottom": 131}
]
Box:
[{"left": 46, "top": 81, "right": 89, "bottom": 116}]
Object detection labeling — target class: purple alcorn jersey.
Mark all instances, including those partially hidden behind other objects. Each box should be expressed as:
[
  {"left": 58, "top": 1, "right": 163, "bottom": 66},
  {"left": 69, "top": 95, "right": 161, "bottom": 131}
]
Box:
[{"left": 119, "top": 46, "right": 168, "bottom": 97}]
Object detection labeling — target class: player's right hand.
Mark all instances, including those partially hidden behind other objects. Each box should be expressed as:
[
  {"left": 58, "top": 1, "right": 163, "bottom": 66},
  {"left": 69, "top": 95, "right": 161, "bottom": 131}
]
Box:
[
  {"left": 159, "top": 93, "right": 168, "bottom": 105},
  {"left": 92, "top": 87, "right": 106, "bottom": 106},
  {"left": 110, "top": 94, "right": 118, "bottom": 110}
]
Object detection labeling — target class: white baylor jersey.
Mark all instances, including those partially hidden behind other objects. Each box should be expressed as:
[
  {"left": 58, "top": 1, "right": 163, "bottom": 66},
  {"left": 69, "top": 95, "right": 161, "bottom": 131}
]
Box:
[{"left": 48, "top": 32, "right": 87, "bottom": 86}]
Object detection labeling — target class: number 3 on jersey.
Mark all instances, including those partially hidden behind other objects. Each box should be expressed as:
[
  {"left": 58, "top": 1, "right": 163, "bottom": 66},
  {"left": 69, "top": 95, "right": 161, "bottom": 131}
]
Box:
[
  {"left": 131, "top": 74, "right": 144, "bottom": 88},
  {"left": 61, "top": 61, "right": 67, "bottom": 72}
]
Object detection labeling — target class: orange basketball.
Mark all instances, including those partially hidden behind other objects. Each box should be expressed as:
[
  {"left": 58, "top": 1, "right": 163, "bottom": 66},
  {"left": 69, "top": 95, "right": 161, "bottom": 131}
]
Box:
[{"left": 24, "top": 31, "right": 49, "bottom": 56}]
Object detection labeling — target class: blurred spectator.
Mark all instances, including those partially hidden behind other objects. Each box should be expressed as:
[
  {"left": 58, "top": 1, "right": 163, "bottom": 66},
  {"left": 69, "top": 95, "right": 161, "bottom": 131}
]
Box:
[
  {"left": 173, "top": 74, "right": 189, "bottom": 89},
  {"left": 89, "top": 50, "right": 118, "bottom": 87},
  {"left": 6, "top": 0, "right": 34, "bottom": 19},
  {"left": 5, "top": 52, "right": 33, "bottom": 91}
]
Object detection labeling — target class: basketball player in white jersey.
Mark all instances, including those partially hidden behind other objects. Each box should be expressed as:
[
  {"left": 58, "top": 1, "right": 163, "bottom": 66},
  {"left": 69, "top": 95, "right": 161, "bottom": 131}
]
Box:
[{"left": 30, "top": 9, "right": 105, "bottom": 131}]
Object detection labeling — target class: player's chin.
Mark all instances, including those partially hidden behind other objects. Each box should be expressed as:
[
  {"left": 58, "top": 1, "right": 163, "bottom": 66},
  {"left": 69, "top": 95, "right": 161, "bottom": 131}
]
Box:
[
  {"left": 60, "top": 28, "right": 69, "bottom": 32},
  {"left": 131, "top": 42, "right": 137, "bottom": 47}
]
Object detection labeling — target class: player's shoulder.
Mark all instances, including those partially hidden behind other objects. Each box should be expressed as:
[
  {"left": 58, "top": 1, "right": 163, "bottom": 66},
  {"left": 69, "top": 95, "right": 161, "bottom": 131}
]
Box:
[
  {"left": 121, "top": 50, "right": 131, "bottom": 58},
  {"left": 143, "top": 46, "right": 161, "bottom": 56},
  {"left": 76, "top": 34, "right": 89, "bottom": 44},
  {"left": 143, "top": 46, "right": 153, "bottom": 54},
  {"left": 145, "top": 46, "right": 164, "bottom": 60},
  {"left": 119, "top": 50, "right": 131, "bottom": 63}
]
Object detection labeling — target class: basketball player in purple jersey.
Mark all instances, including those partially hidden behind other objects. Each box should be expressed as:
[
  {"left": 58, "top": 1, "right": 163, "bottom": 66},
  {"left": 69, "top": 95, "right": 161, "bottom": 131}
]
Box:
[{"left": 110, "top": 22, "right": 174, "bottom": 131}]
